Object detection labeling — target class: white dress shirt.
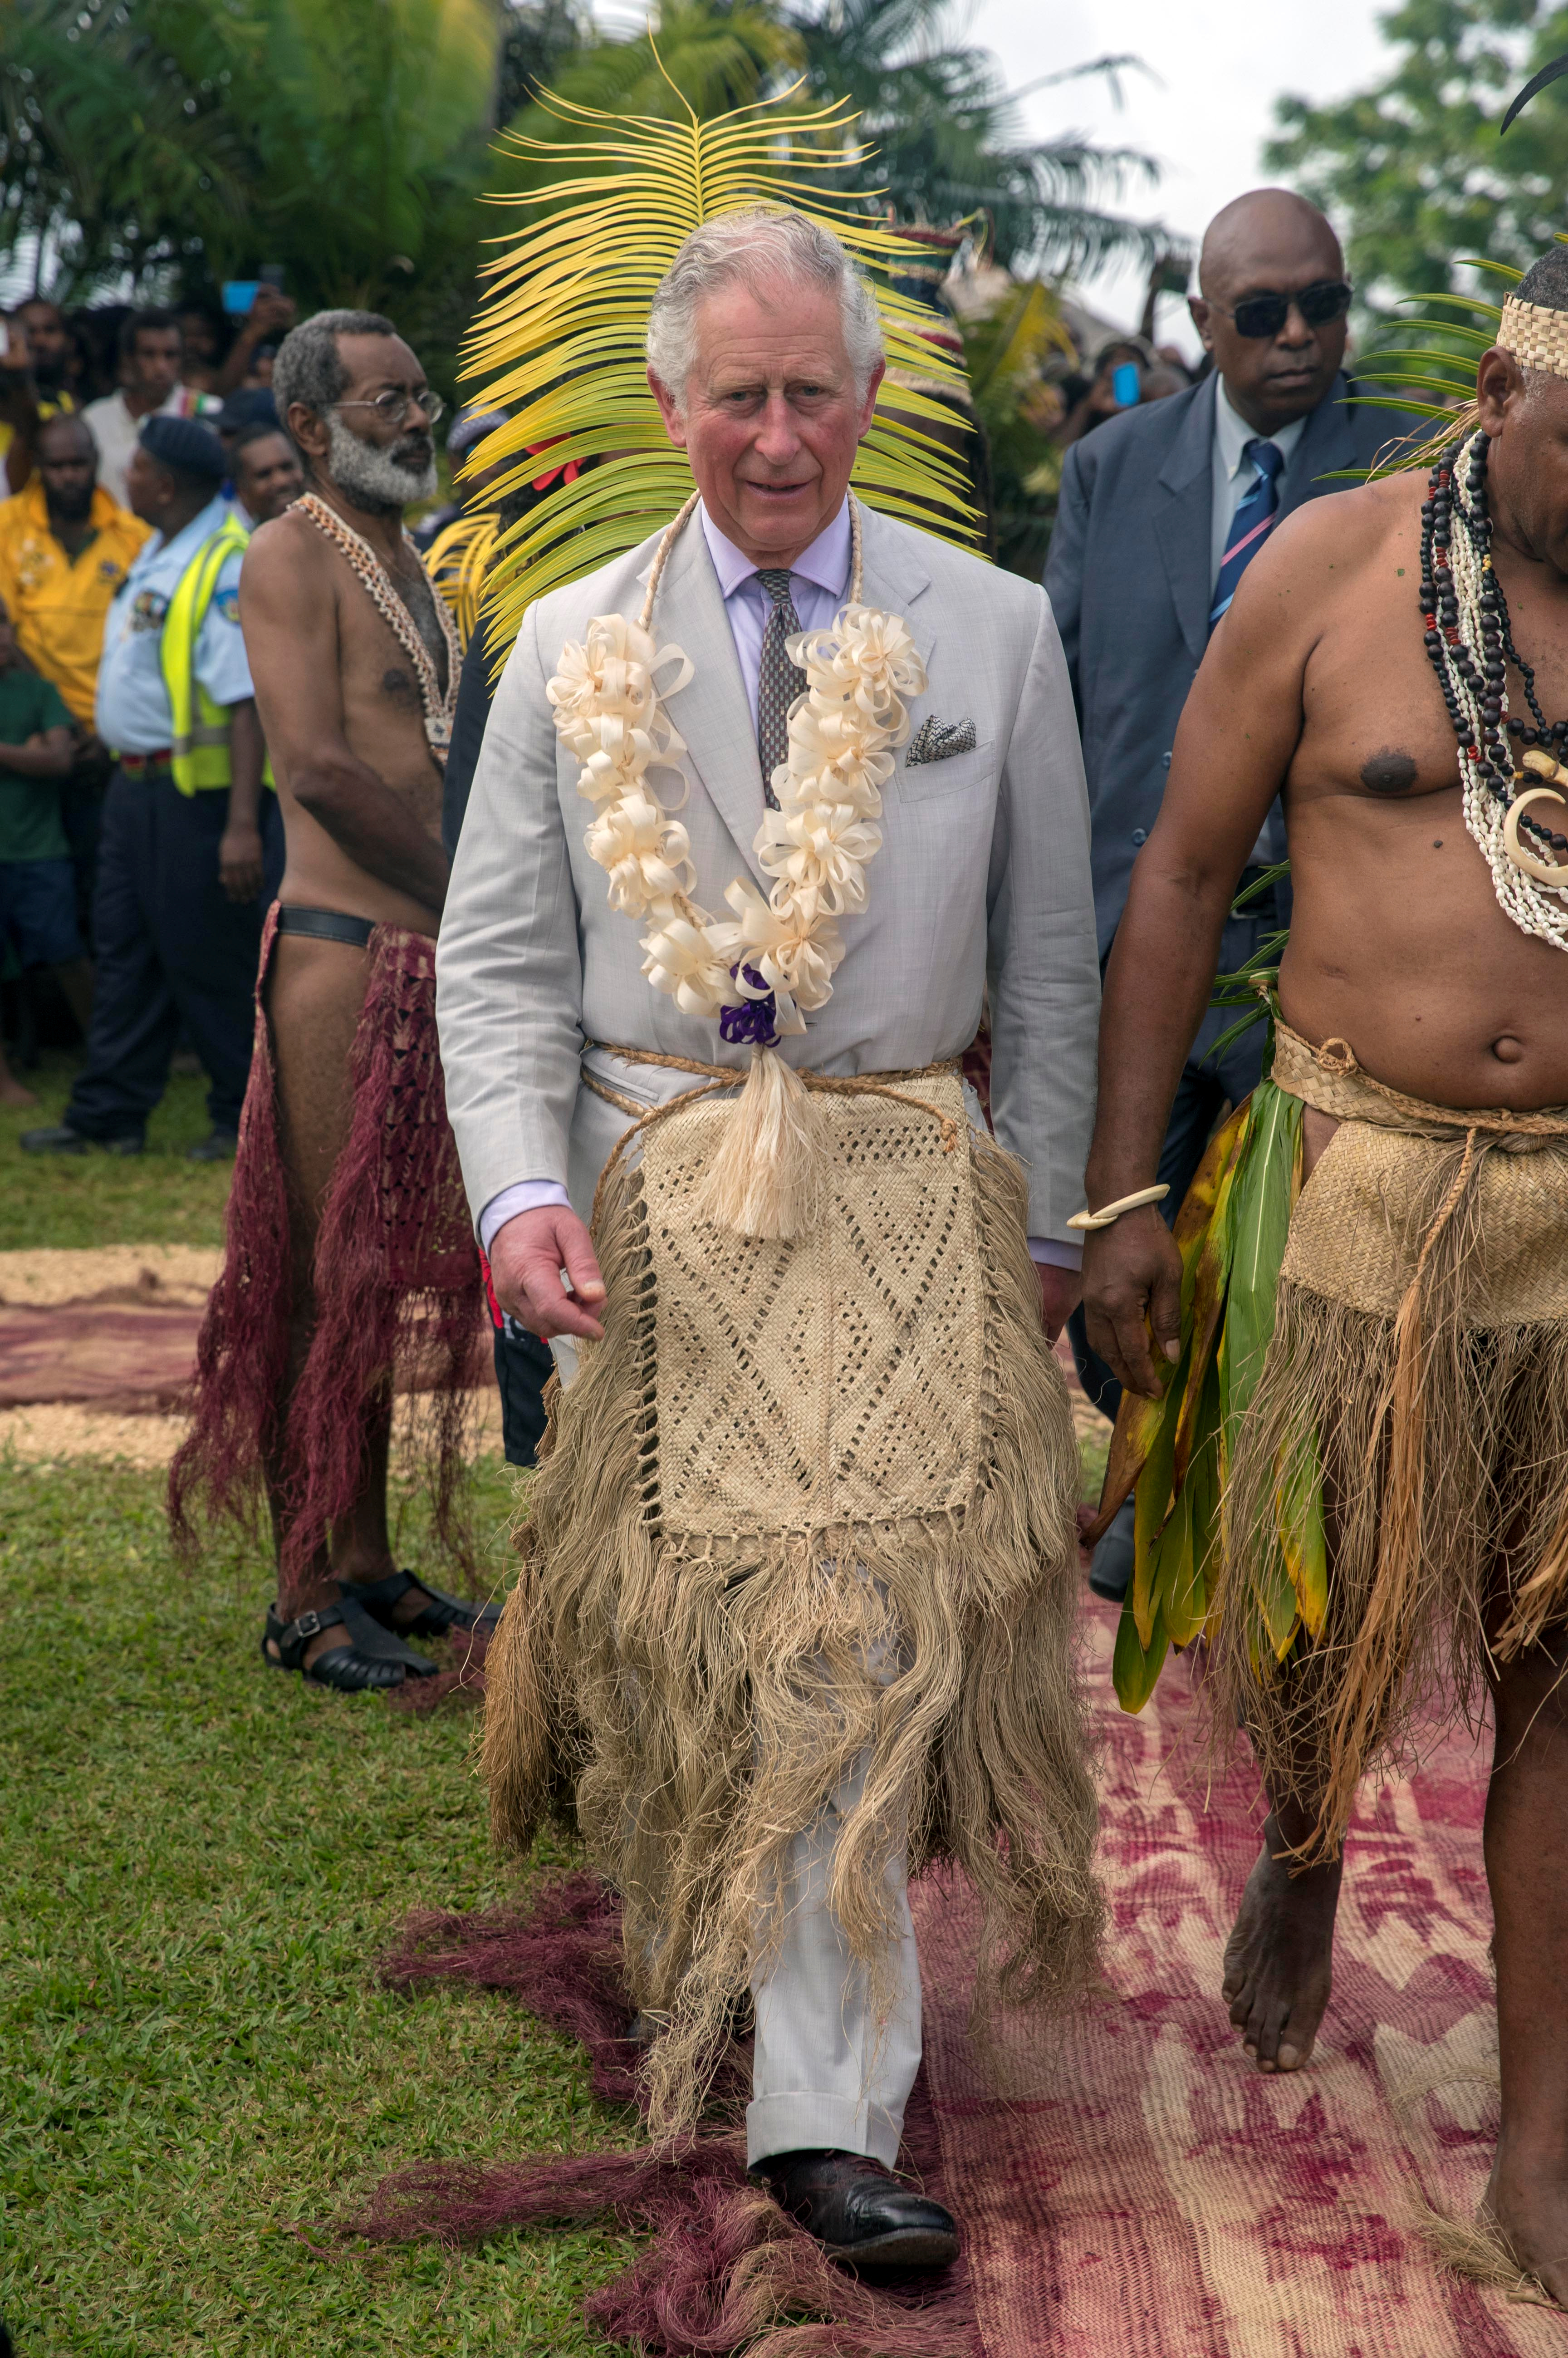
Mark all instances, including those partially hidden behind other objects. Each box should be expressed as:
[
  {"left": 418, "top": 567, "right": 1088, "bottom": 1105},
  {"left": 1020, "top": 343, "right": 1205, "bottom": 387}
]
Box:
[
  {"left": 1208, "top": 381, "right": 1305, "bottom": 589},
  {"left": 1209, "top": 382, "right": 1302, "bottom": 866},
  {"left": 81, "top": 385, "right": 198, "bottom": 510},
  {"left": 478, "top": 496, "right": 1078, "bottom": 1274}
]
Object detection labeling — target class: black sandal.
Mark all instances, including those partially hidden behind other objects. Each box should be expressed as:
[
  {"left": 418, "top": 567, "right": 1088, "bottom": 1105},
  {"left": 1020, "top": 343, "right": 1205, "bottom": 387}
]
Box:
[
  {"left": 262, "top": 1592, "right": 438, "bottom": 1691},
  {"left": 344, "top": 1567, "right": 500, "bottom": 1642}
]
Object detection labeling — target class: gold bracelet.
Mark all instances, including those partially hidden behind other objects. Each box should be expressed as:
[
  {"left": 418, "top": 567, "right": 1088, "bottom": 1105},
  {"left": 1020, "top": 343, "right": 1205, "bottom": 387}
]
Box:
[{"left": 1066, "top": 1183, "right": 1170, "bottom": 1233}]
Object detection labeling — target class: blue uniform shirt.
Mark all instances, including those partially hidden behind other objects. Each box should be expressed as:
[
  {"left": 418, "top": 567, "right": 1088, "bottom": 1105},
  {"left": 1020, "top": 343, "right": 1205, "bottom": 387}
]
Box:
[{"left": 94, "top": 494, "right": 254, "bottom": 753}]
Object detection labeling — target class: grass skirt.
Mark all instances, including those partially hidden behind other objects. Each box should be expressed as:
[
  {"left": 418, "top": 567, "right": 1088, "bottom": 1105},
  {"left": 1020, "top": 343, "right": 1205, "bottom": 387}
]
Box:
[
  {"left": 481, "top": 1075, "right": 1102, "bottom": 2138},
  {"left": 1215, "top": 1114, "right": 1568, "bottom": 1862},
  {"left": 1094, "top": 1016, "right": 1568, "bottom": 1865},
  {"left": 168, "top": 906, "right": 486, "bottom": 1610}
]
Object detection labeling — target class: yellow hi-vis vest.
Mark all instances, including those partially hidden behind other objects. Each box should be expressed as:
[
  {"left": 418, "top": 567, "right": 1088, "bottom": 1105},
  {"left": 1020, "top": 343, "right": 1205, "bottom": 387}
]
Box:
[{"left": 160, "top": 515, "right": 251, "bottom": 796}]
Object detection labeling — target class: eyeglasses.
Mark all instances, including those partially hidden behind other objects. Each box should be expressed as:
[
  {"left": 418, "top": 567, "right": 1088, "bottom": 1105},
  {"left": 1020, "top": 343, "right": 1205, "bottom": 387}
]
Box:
[
  {"left": 331, "top": 387, "right": 446, "bottom": 429},
  {"left": 1213, "top": 280, "right": 1353, "bottom": 340}
]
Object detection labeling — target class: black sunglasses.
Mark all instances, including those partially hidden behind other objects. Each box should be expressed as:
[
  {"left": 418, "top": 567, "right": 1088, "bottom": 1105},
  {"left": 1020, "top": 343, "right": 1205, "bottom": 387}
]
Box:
[{"left": 1214, "top": 280, "right": 1353, "bottom": 340}]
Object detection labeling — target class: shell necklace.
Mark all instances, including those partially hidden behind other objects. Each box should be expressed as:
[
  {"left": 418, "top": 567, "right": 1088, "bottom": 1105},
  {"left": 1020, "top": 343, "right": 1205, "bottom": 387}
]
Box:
[
  {"left": 546, "top": 491, "right": 926, "bottom": 1041},
  {"left": 298, "top": 492, "right": 461, "bottom": 761},
  {"left": 1419, "top": 431, "right": 1568, "bottom": 949}
]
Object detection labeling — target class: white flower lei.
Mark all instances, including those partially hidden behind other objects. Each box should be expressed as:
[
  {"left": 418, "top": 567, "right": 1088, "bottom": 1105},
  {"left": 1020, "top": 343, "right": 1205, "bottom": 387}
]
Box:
[{"left": 546, "top": 493, "right": 926, "bottom": 1037}]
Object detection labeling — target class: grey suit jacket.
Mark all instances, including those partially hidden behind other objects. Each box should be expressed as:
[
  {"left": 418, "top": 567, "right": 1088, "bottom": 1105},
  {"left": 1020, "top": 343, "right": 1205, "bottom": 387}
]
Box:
[
  {"left": 1044, "top": 371, "right": 1418, "bottom": 957},
  {"left": 435, "top": 501, "right": 1100, "bottom": 1246}
]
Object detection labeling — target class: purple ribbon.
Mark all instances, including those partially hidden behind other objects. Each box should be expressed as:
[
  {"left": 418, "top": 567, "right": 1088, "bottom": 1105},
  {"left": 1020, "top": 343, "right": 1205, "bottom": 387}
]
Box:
[{"left": 719, "top": 962, "right": 779, "bottom": 1047}]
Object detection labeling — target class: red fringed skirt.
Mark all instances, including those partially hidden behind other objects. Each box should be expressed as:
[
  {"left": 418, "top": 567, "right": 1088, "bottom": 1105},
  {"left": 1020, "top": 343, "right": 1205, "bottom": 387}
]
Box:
[{"left": 169, "top": 906, "right": 486, "bottom": 1609}]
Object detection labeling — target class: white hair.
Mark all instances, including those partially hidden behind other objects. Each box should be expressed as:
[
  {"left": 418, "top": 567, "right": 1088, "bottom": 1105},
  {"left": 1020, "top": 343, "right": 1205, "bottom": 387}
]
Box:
[{"left": 646, "top": 208, "right": 884, "bottom": 407}]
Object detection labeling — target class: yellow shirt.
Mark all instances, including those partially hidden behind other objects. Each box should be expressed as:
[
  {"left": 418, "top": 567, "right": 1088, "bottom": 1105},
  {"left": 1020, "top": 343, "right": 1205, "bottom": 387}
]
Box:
[{"left": 0, "top": 479, "right": 152, "bottom": 726}]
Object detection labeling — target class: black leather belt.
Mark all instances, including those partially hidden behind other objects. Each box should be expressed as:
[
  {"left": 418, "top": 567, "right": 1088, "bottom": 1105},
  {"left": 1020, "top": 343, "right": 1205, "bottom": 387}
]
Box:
[{"left": 276, "top": 905, "right": 375, "bottom": 948}]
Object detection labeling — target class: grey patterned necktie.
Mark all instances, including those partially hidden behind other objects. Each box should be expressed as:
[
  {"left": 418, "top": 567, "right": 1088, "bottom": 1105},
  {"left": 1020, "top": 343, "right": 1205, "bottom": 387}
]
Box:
[{"left": 755, "top": 567, "right": 805, "bottom": 810}]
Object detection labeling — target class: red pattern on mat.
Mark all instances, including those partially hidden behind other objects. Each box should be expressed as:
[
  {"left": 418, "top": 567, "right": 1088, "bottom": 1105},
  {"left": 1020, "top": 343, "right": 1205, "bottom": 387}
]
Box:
[
  {"left": 363, "top": 1876, "right": 978, "bottom": 2356},
  {"left": 914, "top": 1603, "right": 1555, "bottom": 2358},
  {"left": 360, "top": 1604, "right": 1556, "bottom": 2355},
  {"left": 0, "top": 1300, "right": 203, "bottom": 1409}
]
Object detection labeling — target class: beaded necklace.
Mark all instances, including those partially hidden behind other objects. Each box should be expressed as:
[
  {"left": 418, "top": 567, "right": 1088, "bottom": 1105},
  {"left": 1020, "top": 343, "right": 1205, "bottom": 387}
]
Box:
[
  {"left": 297, "top": 491, "right": 461, "bottom": 761},
  {"left": 1419, "top": 428, "right": 1568, "bottom": 948}
]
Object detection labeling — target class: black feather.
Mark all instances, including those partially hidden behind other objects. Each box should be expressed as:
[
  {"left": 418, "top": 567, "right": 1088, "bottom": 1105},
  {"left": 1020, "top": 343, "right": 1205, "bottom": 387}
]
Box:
[{"left": 1501, "top": 51, "right": 1568, "bottom": 134}]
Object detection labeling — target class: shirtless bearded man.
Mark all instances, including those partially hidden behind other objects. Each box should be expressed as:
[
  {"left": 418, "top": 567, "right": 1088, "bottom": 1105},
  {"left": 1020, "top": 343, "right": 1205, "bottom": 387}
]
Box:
[
  {"left": 1080, "top": 244, "right": 1568, "bottom": 2296},
  {"left": 170, "top": 310, "right": 490, "bottom": 1693}
]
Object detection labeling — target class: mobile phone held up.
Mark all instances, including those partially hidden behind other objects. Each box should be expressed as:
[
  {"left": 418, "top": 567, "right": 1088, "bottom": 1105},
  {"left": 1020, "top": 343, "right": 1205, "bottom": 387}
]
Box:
[
  {"left": 1112, "top": 361, "right": 1142, "bottom": 408},
  {"left": 221, "top": 268, "right": 285, "bottom": 316}
]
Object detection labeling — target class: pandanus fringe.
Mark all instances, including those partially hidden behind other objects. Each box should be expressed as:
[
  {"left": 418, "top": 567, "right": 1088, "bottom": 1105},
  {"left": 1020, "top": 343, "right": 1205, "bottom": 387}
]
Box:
[
  {"left": 168, "top": 915, "right": 487, "bottom": 1611},
  {"left": 1093, "top": 1080, "right": 1568, "bottom": 1867},
  {"left": 482, "top": 1110, "right": 1103, "bottom": 2142},
  {"left": 1213, "top": 1132, "right": 1568, "bottom": 1864}
]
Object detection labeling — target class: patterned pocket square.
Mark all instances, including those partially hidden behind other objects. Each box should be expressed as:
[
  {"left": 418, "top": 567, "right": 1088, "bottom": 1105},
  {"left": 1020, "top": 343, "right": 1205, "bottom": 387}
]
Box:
[{"left": 906, "top": 715, "right": 978, "bottom": 766}]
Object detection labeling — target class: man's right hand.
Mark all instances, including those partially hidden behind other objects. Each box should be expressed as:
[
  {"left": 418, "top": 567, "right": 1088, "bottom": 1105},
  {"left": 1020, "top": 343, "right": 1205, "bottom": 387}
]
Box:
[
  {"left": 1081, "top": 1208, "right": 1184, "bottom": 1400},
  {"left": 245, "top": 286, "right": 296, "bottom": 341},
  {"left": 489, "top": 1204, "right": 607, "bottom": 1342}
]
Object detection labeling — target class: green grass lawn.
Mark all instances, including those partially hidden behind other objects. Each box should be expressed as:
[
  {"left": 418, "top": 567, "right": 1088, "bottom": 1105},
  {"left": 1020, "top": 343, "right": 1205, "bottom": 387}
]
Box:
[
  {"left": 0, "top": 1453, "right": 638, "bottom": 2357},
  {"left": 0, "top": 1049, "right": 233, "bottom": 1251}
]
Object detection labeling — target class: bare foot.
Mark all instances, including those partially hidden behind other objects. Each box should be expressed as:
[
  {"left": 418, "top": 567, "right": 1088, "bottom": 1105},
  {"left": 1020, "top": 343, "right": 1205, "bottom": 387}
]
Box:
[
  {"left": 1222, "top": 1822, "right": 1342, "bottom": 2072},
  {"left": 1485, "top": 2152, "right": 1568, "bottom": 2307}
]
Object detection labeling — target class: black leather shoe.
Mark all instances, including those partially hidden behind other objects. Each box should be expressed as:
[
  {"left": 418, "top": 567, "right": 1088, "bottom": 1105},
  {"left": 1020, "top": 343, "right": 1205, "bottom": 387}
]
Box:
[
  {"left": 1089, "top": 1494, "right": 1136, "bottom": 1602},
  {"left": 187, "top": 1129, "right": 238, "bottom": 1162},
  {"left": 20, "top": 1124, "right": 142, "bottom": 1156},
  {"left": 760, "top": 2148, "right": 959, "bottom": 2268}
]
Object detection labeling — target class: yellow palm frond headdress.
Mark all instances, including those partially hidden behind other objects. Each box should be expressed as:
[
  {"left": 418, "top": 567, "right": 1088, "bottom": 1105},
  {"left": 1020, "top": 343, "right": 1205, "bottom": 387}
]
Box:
[{"left": 429, "top": 78, "right": 977, "bottom": 653}]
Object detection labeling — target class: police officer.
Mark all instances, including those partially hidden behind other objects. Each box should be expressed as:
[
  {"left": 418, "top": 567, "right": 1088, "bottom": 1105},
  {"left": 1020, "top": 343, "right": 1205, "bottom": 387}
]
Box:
[{"left": 23, "top": 413, "right": 281, "bottom": 1160}]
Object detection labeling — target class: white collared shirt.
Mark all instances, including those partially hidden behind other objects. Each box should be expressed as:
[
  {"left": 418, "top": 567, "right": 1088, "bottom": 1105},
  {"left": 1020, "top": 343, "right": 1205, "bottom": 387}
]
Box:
[
  {"left": 1209, "top": 380, "right": 1306, "bottom": 590},
  {"left": 698, "top": 497, "right": 852, "bottom": 721}
]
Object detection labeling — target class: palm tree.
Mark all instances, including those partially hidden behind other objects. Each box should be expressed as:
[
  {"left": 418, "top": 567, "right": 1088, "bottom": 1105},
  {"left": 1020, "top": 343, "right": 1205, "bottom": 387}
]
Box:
[
  {"left": 0, "top": 0, "right": 501, "bottom": 359},
  {"left": 787, "top": 0, "right": 1163, "bottom": 274},
  {"left": 495, "top": 0, "right": 1164, "bottom": 276}
]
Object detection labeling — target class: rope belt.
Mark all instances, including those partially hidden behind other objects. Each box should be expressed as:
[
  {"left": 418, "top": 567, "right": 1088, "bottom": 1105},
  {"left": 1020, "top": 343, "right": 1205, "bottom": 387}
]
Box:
[
  {"left": 1270, "top": 1013, "right": 1568, "bottom": 1148},
  {"left": 582, "top": 1041, "right": 966, "bottom": 1156}
]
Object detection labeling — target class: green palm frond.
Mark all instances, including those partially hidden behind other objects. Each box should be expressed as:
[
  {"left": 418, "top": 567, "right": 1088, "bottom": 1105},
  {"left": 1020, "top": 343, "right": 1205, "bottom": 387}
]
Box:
[
  {"left": 450, "top": 74, "right": 978, "bottom": 658},
  {"left": 1356, "top": 256, "right": 1529, "bottom": 474}
]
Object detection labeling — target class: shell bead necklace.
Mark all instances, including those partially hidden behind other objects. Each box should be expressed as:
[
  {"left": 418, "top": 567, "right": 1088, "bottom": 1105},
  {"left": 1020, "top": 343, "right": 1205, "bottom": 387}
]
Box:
[{"left": 1418, "top": 429, "right": 1568, "bottom": 947}]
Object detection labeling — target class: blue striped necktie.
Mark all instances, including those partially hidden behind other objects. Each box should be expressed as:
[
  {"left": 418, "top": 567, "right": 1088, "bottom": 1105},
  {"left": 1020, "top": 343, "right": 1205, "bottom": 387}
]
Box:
[{"left": 1210, "top": 437, "right": 1285, "bottom": 628}]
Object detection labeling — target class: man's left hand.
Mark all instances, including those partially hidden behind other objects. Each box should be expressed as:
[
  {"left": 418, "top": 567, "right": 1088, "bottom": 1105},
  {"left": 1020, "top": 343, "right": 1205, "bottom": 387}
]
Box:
[
  {"left": 218, "top": 821, "right": 265, "bottom": 903},
  {"left": 1036, "top": 1260, "right": 1081, "bottom": 1344}
]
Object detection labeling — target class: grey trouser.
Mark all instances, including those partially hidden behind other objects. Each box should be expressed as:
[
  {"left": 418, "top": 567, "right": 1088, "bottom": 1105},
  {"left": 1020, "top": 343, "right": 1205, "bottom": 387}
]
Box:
[{"left": 745, "top": 1745, "right": 921, "bottom": 2168}]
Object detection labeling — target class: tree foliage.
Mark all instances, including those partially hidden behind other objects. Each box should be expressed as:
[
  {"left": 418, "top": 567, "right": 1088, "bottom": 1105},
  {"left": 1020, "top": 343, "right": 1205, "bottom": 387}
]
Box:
[
  {"left": 1266, "top": 0, "right": 1568, "bottom": 309},
  {"left": 0, "top": 0, "right": 502, "bottom": 371},
  {"left": 0, "top": 0, "right": 1164, "bottom": 400},
  {"left": 494, "top": 0, "right": 1164, "bottom": 278},
  {"left": 788, "top": 0, "right": 1161, "bottom": 275}
]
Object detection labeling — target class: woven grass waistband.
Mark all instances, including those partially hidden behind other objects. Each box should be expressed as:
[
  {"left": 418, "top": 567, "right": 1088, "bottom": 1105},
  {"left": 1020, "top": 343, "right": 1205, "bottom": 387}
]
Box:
[
  {"left": 1270, "top": 1015, "right": 1568, "bottom": 1141},
  {"left": 582, "top": 1040, "right": 964, "bottom": 1138}
]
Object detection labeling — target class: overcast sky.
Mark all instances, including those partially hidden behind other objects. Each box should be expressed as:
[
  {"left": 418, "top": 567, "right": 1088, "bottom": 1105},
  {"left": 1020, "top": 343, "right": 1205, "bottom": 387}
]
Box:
[{"left": 963, "top": 0, "right": 1396, "bottom": 354}]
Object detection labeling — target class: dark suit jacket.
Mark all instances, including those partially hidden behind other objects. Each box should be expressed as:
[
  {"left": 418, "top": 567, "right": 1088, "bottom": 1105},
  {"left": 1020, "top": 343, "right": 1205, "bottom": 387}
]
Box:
[
  {"left": 1044, "top": 370, "right": 1416, "bottom": 956},
  {"left": 441, "top": 621, "right": 496, "bottom": 859}
]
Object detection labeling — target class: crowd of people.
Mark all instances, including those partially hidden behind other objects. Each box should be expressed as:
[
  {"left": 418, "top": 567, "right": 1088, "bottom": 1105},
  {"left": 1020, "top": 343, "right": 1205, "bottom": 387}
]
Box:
[
  {"left": 0, "top": 294, "right": 302, "bottom": 1116},
  {"left": 7, "top": 175, "right": 1568, "bottom": 2309}
]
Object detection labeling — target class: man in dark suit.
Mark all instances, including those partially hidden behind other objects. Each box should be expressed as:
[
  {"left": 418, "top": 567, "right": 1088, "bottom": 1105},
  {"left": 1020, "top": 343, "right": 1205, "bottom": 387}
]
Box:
[{"left": 1045, "top": 187, "right": 1415, "bottom": 1596}]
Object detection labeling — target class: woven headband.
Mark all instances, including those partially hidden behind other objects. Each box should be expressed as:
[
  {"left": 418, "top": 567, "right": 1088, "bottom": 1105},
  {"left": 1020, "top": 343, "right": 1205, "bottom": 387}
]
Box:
[{"left": 1499, "top": 295, "right": 1568, "bottom": 381}]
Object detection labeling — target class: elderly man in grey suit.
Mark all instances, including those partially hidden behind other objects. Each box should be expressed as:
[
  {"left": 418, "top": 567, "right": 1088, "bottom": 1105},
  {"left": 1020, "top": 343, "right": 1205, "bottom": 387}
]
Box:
[
  {"left": 437, "top": 208, "right": 1102, "bottom": 2267},
  {"left": 1044, "top": 187, "right": 1414, "bottom": 1597}
]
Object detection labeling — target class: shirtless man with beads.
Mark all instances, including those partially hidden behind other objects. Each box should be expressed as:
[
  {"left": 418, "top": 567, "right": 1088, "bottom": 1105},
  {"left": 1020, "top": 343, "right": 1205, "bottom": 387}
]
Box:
[
  {"left": 169, "top": 310, "right": 492, "bottom": 1697},
  {"left": 1080, "top": 244, "right": 1568, "bottom": 2299}
]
